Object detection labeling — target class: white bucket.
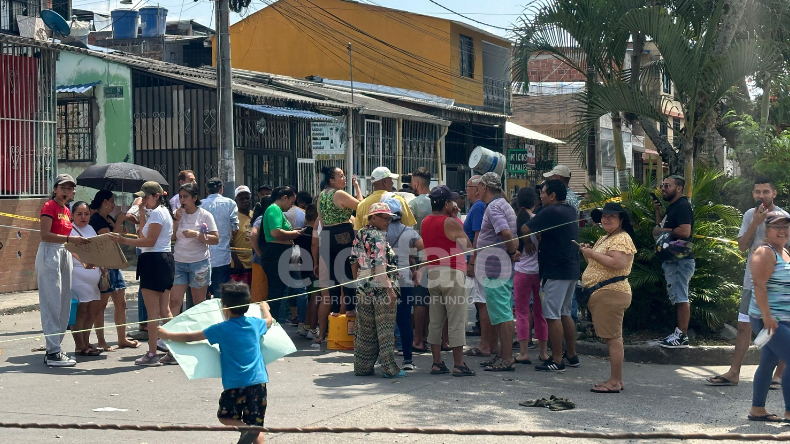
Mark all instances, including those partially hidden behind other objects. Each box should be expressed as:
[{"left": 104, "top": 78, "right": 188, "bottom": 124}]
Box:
[{"left": 469, "top": 146, "right": 506, "bottom": 177}]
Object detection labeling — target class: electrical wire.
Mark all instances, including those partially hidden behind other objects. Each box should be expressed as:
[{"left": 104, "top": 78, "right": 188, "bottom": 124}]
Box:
[{"left": 425, "top": 0, "right": 514, "bottom": 31}]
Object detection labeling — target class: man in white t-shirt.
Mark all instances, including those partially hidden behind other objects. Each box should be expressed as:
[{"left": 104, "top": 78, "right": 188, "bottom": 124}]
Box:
[
  {"left": 169, "top": 170, "right": 196, "bottom": 211},
  {"left": 706, "top": 177, "right": 786, "bottom": 387}
]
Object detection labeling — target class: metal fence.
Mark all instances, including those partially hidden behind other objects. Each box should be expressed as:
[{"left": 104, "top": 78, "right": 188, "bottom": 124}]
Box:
[{"left": 0, "top": 40, "right": 56, "bottom": 197}]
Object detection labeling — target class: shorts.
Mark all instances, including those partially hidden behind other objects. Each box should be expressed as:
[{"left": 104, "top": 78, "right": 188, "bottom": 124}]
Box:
[
  {"left": 541, "top": 279, "right": 576, "bottom": 320},
  {"left": 174, "top": 258, "right": 211, "bottom": 288},
  {"left": 587, "top": 289, "right": 631, "bottom": 338},
  {"left": 100, "top": 269, "right": 127, "bottom": 294},
  {"left": 662, "top": 259, "right": 695, "bottom": 304},
  {"left": 251, "top": 262, "right": 268, "bottom": 303},
  {"left": 467, "top": 276, "right": 485, "bottom": 304},
  {"left": 738, "top": 288, "right": 752, "bottom": 323},
  {"left": 217, "top": 383, "right": 267, "bottom": 426},
  {"left": 137, "top": 252, "right": 175, "bottom": 293},
  {"left": 482, "top": 277, "right": 513, "bottom": 325}
]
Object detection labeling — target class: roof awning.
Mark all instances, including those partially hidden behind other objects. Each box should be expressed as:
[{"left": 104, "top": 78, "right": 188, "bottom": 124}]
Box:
[
  {"left": 235, "top": 103, "right": 337, "bottom": 121},
  {"left": 505, "top": 121, "right": 564, "bottom": 144},
  {"left": 57, "top": 81, "right": 101, "bottom": 93}
]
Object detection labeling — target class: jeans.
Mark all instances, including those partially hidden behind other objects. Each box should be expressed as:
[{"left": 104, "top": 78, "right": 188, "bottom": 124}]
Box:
[
  {"left": 396, "top": 285, "right": 414, "bottom": 361},
  {"left": 750, "top": 317, "right": 790, "bottom": 411},
  {"left": 209, "top": 264, "right": 232, "bottom": 298},
  {"left": 663, "top": 259, "right": 695, "bottom": 304}
]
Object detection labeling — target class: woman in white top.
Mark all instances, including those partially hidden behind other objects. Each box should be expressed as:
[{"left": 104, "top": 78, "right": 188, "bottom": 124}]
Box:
[
  {"left": 69, "top": 201, "right": 104, "bottom": 357},
  {"left": 170, "top": 183, "right": 219, "bottom": 317},
  {"left": 112, "top": 181, "right": 174, "bottom": 367}
]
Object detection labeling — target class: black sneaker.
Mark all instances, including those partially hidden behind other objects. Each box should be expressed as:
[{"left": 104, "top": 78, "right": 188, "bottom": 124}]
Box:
[
  {"left": 659, "top": 328, "right": 689, "bottom": 348},
  {"left": 535, "top": 357, "right": 565, "bottom": 372},
  {"left": 562, "top": 352, "right": 580, "bottom": 368},
  {"left": 527, "top": 341, "right": 537, "bottom": 350},
  {"left": 45, "top": 352, "right": 76, "bottom": 367}
]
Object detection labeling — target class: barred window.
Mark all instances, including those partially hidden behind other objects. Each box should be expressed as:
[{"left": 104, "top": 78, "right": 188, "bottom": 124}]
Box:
[
  {"left": 57, "top": 100, "right": 94, "bottom": 162},
  {"left": 459, "top": 35, "right": 474, "bottom": 78}
]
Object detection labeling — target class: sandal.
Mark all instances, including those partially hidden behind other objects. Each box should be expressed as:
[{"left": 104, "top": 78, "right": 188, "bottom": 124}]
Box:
[
  {"left": 430, "top": 361, "right": 450, "bottom": 375},
  {"left": 453, "top": 363, "right": 476, "bottom": 377},
  {"left": 770, "top": 380, "right": 781, "bottom": 391},
  {"left": 98, "top": 345, "right": 118, "bottom": 352},
  {"left": 412, "top": 345, "right": 429, "bottom": 353},
  {"left": 485, "top": 358, "right": 516, "bottom": 372},
  {"left": 479, "top": 355, "right": 500, "bottom": 367},
  {"left": 464, "top": 347, "right": 490, "bottom": 357},
  {"left": 514, "top": 357, "right": 532, "bottom": 364},
  {"left": 75, "top": 347, "right": 102, "bottom": 356},
  {"left": 705, "top": 375, "right": 738, "bottom": 386},
  {"left": 118, "top": 340, "right": 140, "bottom": 349}
]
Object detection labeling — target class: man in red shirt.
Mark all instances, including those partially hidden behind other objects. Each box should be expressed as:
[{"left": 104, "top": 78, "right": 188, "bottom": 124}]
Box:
[{"left": 419, "top": 185, "right": 474, "bottom": 377}]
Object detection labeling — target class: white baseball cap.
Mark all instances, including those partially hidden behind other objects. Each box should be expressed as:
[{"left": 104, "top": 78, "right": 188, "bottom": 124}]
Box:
[
  {"left": 543, "top": 165, "right": 572, "bottom": 178},
  {"left": 371, "top": 166, "right": 398, "bottom": 183},
  {"left": 234, "top": 185, "right": 251, "bottom": 197}
]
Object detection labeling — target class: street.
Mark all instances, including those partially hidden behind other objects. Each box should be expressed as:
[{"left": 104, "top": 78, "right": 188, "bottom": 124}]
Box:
[{"left": 0, "top": 301, "right": 788, "bottom": 444}]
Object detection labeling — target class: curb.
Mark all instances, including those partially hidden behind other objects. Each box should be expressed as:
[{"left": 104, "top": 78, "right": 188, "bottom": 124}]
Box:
[
  {"left": 0, "top": 285, "right": 141, "bottom": 317},
  {"left": 576, "top": 340, "right": 761, "bottom": 366}
]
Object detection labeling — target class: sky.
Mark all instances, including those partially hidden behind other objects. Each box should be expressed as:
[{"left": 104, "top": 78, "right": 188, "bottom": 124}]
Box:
[{"left": 72, "top": 0, "right": 529, "bottom": 39}]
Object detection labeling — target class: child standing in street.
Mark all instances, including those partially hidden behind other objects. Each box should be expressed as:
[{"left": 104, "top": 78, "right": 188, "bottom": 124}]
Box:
[{"left": 159, "top": 282, "right": 273, "bottom": 444}]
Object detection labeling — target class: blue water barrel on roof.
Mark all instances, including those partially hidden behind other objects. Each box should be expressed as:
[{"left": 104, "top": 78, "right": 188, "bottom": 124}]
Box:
[
  {"left": 139, "top": 7, "right": 168, "bottom": 37},
  {"left": 111, "top": 9, "right": 139, "bottom": 39}
]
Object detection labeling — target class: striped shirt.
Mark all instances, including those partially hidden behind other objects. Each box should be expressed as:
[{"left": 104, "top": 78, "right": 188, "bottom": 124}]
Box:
[
  {"left": 749, "top": 244, "right": 790, "bottom": 322},
  {"left": 475, "top": 196, "right": 517, "bottom": 279}
]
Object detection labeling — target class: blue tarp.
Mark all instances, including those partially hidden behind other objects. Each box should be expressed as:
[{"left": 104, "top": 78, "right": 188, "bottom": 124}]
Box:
[
  {"left": 56, "top": 81, "right": 102, "bottom": 93},
  {"left": 235, "top": 103, "right": 337, "bottom": 121}
]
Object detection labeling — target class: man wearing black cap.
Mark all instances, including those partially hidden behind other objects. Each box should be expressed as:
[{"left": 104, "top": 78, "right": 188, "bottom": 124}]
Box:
[
  {"left": 419, "top": 185, "right": 474, "bottom": 376},
  {"left": 201, "top": 178, "right": 239, "bottom": 298},
  {"left": 653, "top": 175, "right": 695, "bottom": 349}
]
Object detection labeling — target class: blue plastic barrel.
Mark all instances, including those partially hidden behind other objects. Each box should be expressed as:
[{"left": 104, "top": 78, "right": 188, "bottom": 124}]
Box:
[
  {"left": 111, "top": 9, "right": 139, "bottom": 39},
  {"left": 139, "top": 7, "right": 168, "bottom": 37}
]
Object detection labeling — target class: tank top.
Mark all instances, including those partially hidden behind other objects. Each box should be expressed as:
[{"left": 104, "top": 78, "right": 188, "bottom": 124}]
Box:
[
  {"left": 421, "top": 214, "right": 465, "bottom": 271},
  {"left": 319, "top": 190, "right": 353, "bottom": 226},
  {"left": 749, "top": 244, "right": 790, "bottom": 322}
]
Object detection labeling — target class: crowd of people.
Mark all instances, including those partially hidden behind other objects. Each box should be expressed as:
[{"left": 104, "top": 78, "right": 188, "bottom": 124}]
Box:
[{"left": 34, "top": 166, "right": 789, "bottom": 428}]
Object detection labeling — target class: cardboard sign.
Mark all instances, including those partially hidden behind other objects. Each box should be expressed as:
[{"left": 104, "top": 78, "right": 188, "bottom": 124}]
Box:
[{"left": 65, "top": 233, "right": 129, "bottom": 269}]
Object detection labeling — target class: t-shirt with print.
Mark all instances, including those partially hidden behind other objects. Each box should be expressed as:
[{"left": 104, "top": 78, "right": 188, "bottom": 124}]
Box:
[
  {"left": 204, "top": 316, "right": 268, "bottom": 391},
  {"left": 526, "top": 203, "right": 579, "bottom": 281},
  {"left": 174, "top": 207, "right": 217, "bottom": 263},
  {"left": 41, "top": 200, "right": 72, "bottom": 236},
  {"left": 739, "top": 205, "right": 785, "bottom": 289},
  {"left": 475, "top": 197, "right": 517, "bottom": 279},
  {"left": 350, "top": 226, "right": 398, "bottom": 285},
  {"left": 386, "top": 221, "right": 421, "bottom": 283},
  {"left": 463, "top": 200, "right": 485, "bottom": 243},
  {"left": 660, "top": 196, "right": 694, "bottom": 260},
  {"left": 263, "top": 205, "right": 292, "bottom": 243},
  {"left": 581, "top": 231, "right": 636, "bottom": 295},
  {"left": 141, "top": 206, "right": 173, "bottom": 254},
  {"left": 231, "top": 212, "right": 253, "bottom": 269}
]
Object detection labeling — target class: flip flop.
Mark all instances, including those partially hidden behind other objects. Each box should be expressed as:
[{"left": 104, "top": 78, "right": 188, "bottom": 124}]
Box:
[
  {"left": 75, "top": 348, "right": 102, "bottom": 356},
  {"left": 514, "top": 358, "right": 532, "bottom": 364},
  {"left": 747, "top": 413, "right": 784, "bottom": 422},
  {"left": 464, "top": 347, "right": 490, "bottom": 357},
  {"left": 412, "top": 345, "right": 429, "bottom": 353},
  {"left": 118, "top": 341, "right": 141, "bottom": 349},
  {"left": 98, "top": 345, "right": 118, "bottom": 352},
  {"left": 591, "top": 386, "right": 620, "bottom": 394},
  {"left": 705, "top": 375, "right": 738, "bottom": 386},
  {"left": 770, "top": 381, "right": 781, "bottom": 391}
]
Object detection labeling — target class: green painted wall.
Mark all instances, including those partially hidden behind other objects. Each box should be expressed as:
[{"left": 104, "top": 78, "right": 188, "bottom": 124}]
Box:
[{"left": 56, "top": 52, "right": 133, "bottom": 203}]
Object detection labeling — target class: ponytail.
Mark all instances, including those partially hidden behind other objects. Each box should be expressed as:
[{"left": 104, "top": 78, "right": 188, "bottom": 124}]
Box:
[{"left": 516, "top": 187, "right": 537, "bottom": 252}]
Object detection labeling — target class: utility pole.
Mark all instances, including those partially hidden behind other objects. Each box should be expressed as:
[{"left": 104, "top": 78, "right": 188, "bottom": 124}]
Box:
[
  {"left": 216, "top": 0, "right": 235, "bottom": 196},
  {"left": 347, "top": 42, "right": 354, "bottom": 104}
]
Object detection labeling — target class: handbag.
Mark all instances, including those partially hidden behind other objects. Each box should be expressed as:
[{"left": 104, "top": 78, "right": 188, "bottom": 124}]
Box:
[
  {"left": 575, "top": 276, "right": 628, "bottom": 306},
  {"left": 99, "top": 270, "right": 111, "bottom": 292}
]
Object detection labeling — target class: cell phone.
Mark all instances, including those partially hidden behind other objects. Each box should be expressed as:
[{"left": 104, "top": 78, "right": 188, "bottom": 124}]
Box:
[
  {"left": 651, "top": 192, "right": 661, "bottom": 203},
  {"left": 571, "top": 240, "right": 581, "bottom": 248}
]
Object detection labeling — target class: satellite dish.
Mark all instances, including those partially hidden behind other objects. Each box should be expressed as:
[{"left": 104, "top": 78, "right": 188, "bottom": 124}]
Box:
[{"left": 40, "top": 9, "right": 71, "bottom": 38}]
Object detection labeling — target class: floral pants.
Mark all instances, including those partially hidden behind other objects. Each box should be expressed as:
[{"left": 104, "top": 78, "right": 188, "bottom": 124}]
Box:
[{"left": 354, "top": 284, "right": 400, "bottom": 376}]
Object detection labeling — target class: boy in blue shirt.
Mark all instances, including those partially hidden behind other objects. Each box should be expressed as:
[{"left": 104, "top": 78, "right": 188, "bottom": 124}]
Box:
[{"left": 159, "top": 282, "right": 272, "bottom": 444}]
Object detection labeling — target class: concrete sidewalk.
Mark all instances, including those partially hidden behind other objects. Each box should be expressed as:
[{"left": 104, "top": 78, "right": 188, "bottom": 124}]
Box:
[{"left": 0, "top": 269, "right": 139, "bottom": 315}]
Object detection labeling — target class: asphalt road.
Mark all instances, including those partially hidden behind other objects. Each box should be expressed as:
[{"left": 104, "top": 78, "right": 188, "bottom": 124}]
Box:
[{"left": 0, "top": 300, "right": 788, "bottom": 444}]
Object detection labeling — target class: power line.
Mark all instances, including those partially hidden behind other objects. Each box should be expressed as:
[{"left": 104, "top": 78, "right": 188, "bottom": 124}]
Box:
[{"left": 424, "top": 0, "right": 513, "bottom": 31}]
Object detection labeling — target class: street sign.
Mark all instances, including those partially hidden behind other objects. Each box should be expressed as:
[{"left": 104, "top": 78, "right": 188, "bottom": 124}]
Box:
[{"left": 507, "top": 145, "right": 535, "bottom": 174}]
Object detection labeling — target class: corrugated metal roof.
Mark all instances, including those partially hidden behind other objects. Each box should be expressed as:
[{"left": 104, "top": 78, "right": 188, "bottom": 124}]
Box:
[
  {"left": 505, "top": 121, "right": 565, "bottom": 144},
  {"left": 235, "top": 103, "right": 337, "bottom": 121},
  {"left": 57, "top": 80, "right": 101, "bottom": 93}
]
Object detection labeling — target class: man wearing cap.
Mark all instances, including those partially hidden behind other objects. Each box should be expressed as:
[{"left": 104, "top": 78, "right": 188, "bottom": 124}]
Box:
[
  {"left": 523, "top": 179, "right": 580, "bottom": 372},
  {"left": 230, "top": 186, "right": 253, "bottom": 287},
  {"left": 169, "top": 169, "right": 196, "bottom": 211},
  {"left": 653, "top": 175, "right": 695, "bottom": 349},
  {"left": 419, "top": 185, "right": 474, "bottom": 376},
  {"left": 475, "top": 172, "right": 520, "bottom": 372},
  {"left": 201, "top": 178, "right": 239, "bottom": 298},
  {"left": 354, "top": 167, "right": 416, "bottom": 230},
  {"left": 544, "top": 165, "right": 580, "bottom": 211}
]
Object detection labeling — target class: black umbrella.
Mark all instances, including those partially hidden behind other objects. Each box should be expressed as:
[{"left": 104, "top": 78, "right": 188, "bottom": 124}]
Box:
[{"left": 76, "top": 162, "right": 170, "bottom": 192}]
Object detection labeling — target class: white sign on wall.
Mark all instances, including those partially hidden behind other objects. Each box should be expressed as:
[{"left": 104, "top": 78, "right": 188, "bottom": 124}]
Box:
[{"left": 311, "top": 117, "right": 346, "bottom": 159}]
